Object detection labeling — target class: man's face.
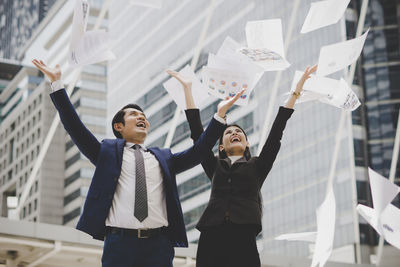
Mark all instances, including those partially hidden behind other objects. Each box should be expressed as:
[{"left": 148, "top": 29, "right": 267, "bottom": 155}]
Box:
[{"left": 115, "top": 108, "right": 150, "bottom": 142}]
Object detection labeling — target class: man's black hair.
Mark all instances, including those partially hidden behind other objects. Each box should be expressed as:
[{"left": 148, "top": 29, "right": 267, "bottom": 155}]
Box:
[{"left": 112, "top": 104, "right": 144, "bottom": 139}]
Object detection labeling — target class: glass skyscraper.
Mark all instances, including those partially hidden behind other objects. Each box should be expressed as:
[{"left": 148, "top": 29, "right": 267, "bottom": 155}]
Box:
[
  {"left": 0, "top": 0, "right": 57, "bottom": 60},
  {"left": 347, "top": 0, "right": 400, "bottom": 251}
]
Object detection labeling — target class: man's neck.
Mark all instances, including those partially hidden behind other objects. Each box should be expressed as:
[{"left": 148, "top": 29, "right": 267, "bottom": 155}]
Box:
[{"left": 124, "top": 138, "right": 144, "bottom": 145}]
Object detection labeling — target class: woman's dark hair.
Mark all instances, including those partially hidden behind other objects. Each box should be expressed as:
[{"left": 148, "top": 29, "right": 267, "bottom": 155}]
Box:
[
  {"left": 218, "top": 124, "right": 263, "bottom": 214},
  {"left": 112, "top": 104, "right": 144, "bottom": 138},
  {"left": 218, "top": 124, "right": 251, "bottom": 160}
]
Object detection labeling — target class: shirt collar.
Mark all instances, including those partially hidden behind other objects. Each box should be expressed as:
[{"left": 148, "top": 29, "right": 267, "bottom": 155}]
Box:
[{"left": 125, "top": 142, "right": 147, "bottom": 151}]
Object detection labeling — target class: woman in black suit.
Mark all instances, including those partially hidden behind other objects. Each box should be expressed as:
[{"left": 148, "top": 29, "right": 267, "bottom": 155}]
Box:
[{"left": 167, "top": 65, "right": 317, "bottom": 267}]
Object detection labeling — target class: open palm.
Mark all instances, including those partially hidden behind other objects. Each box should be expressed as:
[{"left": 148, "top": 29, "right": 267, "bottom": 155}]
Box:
[
  {"left": 32, "top": 59, "right": 61, "bottom": 83},
  {"left": 166, "top": 70, "right": 192, "bottom": 89},
  {"left": 217, "top": 89, "right": 245, "bottom": 118}
]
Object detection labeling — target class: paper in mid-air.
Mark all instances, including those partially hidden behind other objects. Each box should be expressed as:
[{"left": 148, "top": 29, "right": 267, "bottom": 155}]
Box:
[
  {"left": 311, "top": 186, "right": 336, "bottom": 267},
  {"left": 275, "top": 187, "right": 337, "bottom": 267},
  {"left": 198, "top": 36, "right": 266, "bottom": 106},
  {"left": 163, "top": 65, "right": 209, "bottom": 111},
  {"left": 130, "top": 0, "right": 163, "bottom": 9},
  {"left": 357, "top": 168, "right": 400, "bottom": 250},
  {"left": 244, "top": 19, "right": 290, "bottom": 71},
  {"left": 201, "top": 66, "right": 253, "bottom": 106},
  {"left": 316, "top": 29, "right": 369, "bottom": 76},
  {"left": 208, "top": 53, "right": 263, "bottom": 91},
  {"left": 301, "top": 0, "right": 351, "bottom": 33},
  {"left": 357, "top": 204, "right": 400, "bottom": 250},
  {"left": 368, "top": 168, "right": 400, "bottom": 215},
  {"left": 287, "top": 71, "right": 361, "bottom": 111},
  {"left": 68, "top": 0, "right": 115, "bottom": 67}
]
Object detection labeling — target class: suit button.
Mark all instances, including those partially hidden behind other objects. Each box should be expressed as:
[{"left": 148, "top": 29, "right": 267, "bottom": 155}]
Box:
[
  {"left": 228, "top": 178, "right": 231, "bottom": 183},
  {"left": 113, "top": 177, "right": 118, "bottom": 182}
]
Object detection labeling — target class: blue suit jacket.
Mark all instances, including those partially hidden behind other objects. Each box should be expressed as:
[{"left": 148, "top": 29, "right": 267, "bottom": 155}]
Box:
[{"left": 50, "top": 89, "right": 226, "bottom": 247}]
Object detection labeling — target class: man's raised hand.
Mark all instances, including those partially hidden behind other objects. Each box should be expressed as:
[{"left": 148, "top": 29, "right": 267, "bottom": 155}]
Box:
[{"left": 32, "top": 59, "right": 61, "bottom": 83}]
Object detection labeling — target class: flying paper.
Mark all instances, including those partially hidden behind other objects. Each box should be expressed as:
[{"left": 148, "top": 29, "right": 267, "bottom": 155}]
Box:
[
  {"left": 311, "top": 186, "right": 336, "bottom": 267},
  {"left": 287, "top": 71, "right": 361, "bottom": 111},
  {"left": 163, "top": 65, "right": 209, "bottom": 111},
  {"left": 317, "top": 29, "right": 369, "bottom": 76},
  {"left": 356, "top": 168, "right": 400, "bottom": 250},
  {"left": 357, "top": 204, "right": 400, "bottom": 250},
  {"left": 301, "top": 0, "right": 350, "bottom": 33},
  {"left": 244, "top": 19, "right": 290, "bottom": 71},
  {"left": 208, "top": 53, "right": 263, "bottom": 91},
  {"left": 275, "top": 187, "right": 336, "bottom": 267},
  {"left": 68, "top": 0, "right": 115, "bottom": 67},
  {"left": 201, "top": 67, "right": 253, "bottom": 106},
  {"left": 368, "top": 168, "right": 400, "bottom": 215}
]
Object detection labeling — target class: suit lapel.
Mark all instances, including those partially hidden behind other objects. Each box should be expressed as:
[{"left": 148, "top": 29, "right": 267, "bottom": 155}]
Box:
[
  {"left": 147, "top": 148, "right": 172, "bottom": 182},
  {"left": 115, "top": 139, "right": 125, "bottom": 168},
  {"left": 220, "top": 156, "right": 248, "bottom": 170},
  {"left": 233, "top": 156, "right": 248, "bottom": 164}
]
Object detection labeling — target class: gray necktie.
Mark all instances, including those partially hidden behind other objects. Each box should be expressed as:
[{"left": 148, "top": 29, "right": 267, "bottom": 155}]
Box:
[{"left": 132, "top": 144, "right": 148, "bottom": 222}]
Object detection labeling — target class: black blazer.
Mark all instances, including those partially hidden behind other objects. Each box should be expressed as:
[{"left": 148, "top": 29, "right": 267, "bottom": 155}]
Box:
[{"left": 184, "top": 107, "right": 294, "bottom": 233}]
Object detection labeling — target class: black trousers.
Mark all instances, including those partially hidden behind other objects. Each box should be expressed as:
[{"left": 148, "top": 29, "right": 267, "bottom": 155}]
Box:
[{"left": 196, "top": 223, "right": 260, "bottom": 267}]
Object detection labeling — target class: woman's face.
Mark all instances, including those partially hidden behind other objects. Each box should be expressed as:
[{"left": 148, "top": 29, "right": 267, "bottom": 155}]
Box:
[{"left": 219, "top": 126, "right": 249, "bottom": 156}]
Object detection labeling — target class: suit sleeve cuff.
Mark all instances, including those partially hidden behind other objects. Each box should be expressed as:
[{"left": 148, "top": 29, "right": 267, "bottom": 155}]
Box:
[
  {"left": 278, "top": 106, "right": 295, "bottom": 120},
  {"left": 50, "top": 80, "right": 64, "bottom": 92},
  {"left": 214, "top": 113, "right": 226, "bottom": 124}
]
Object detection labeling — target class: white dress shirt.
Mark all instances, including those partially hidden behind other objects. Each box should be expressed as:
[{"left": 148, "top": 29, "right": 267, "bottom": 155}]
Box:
[
  {"left": 105, "top": 143, "right": 169, "bottom": 229},
  {"left": 228, "top": 155, "right": 242, "bottom": 164}
]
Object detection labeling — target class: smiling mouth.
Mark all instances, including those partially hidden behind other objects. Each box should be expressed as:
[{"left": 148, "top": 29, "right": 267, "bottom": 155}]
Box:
[
  {"left": 136, "top": 122, "right": 146, "bottom": 129},
  {"left": 230, "top": 136, "right": 241, "bottom": 143}
]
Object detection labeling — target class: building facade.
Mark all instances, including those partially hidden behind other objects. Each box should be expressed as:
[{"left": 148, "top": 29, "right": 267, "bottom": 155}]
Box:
[
  {"left": 0, "top": 0, "right": 57, "bottom": 60},
  {"left": 0, "top": 0, "right": 108, "bottom": 227},
  {"left": 347, "top": 0, "right": 400, "bottom": 256}
]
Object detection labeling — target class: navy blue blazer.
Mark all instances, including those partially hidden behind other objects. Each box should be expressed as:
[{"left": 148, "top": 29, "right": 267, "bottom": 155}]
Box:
[{"left": 50, "top": 89, "right": 226, "bottom": 247}]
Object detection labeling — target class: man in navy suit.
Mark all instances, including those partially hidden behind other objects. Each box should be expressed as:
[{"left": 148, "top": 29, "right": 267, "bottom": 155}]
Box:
[{"left": 32, "top": 59, "right": 244, "bottom": 267}]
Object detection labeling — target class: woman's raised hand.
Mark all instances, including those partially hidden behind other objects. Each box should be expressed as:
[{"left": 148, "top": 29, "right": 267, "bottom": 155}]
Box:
[
  {"left": 32, "top": 59, "right": 61, "bottom": 83},
  {"left": 217, "top": 89, "right": 245, "bottom": 118},
  {"left": 166, "top": 70, "right": 192, "bottom": 90},
  {"left": 295, "top": 64, "right": 317, "bottom": 93}
]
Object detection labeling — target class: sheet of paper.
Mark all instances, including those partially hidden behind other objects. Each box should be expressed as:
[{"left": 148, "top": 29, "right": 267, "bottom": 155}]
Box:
[
  {"left": 201, "top": 67, "right": 253, "bottom": 106},
  {"left": 368, "top": 168, "right": 400, "bottom": 216},
  {"left": 216, "top": 37, "right": 266, "bottom": 71},
  {"left": 163, "top": 65, "right": 209, "bottom": 111},
  {"left": 70, "top": 0, "right": 90, "bottom": 50},
  {"left": 288, "top": 71, "right": 361, "bottom": 110},
  {"left": 318, "top": 78, "right": 361, "bottom": 111},
  {"left": 245, "top": 19, "right": 290, "bottom": 71},
  {"left": 69, "top": 0, "right": 116, "bottom": 67},
  {"left": 208, "top": 53, "right": 263, "bottom": 91},
  {"left": 69, "top": 30, "right": 116, "bottom": 67},
  {"left": 317, "top": 29, "right": 369, "bottom": 76},
  {"left": 357, "top": 204, "right": 400, "bottom": 250},
  {"left": 130, "top": 0, "right": 163, "bottom": 9},
  {"left": 301, "top": 0, "right": 350, "bottom": 33},
  {"left": 275, "top": 232, "right": 317, "bottom": 242},
  {"left": 311, "top": 186, "right": 336, "bottom": 267}
]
